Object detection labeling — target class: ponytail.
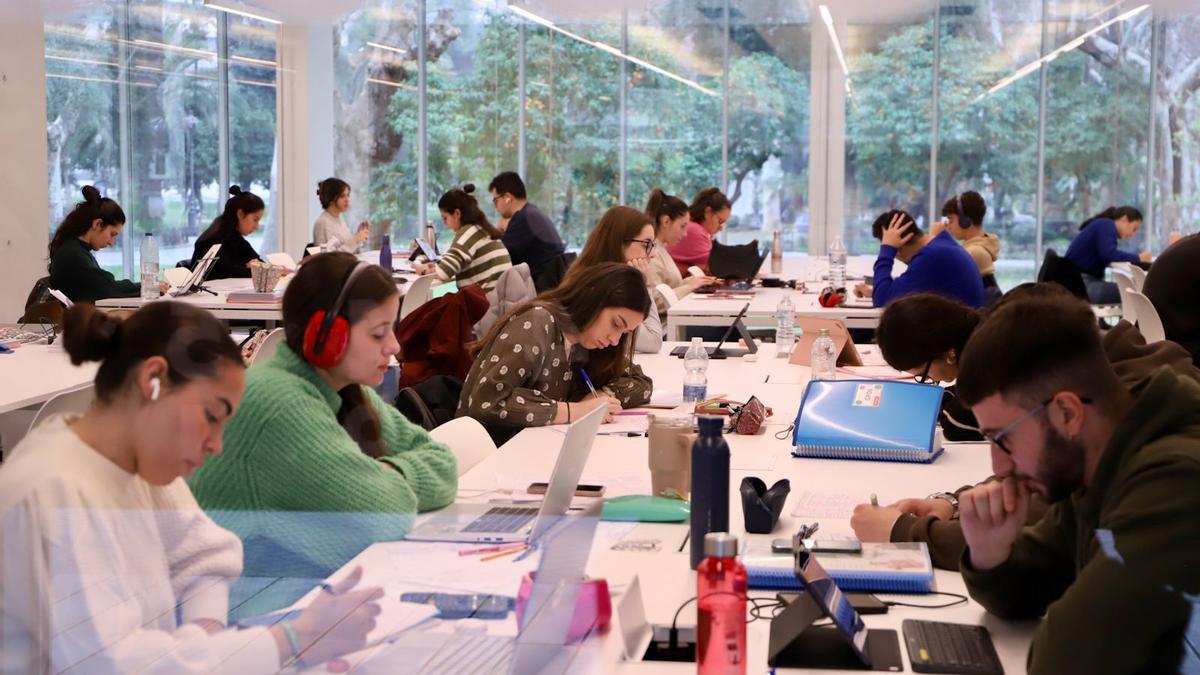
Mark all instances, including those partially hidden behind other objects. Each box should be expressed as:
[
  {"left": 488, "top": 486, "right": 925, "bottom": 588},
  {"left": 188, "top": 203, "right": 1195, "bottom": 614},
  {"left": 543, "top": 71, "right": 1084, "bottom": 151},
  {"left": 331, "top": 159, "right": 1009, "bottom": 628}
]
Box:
[
  {"left": 688, "top": 187, "right": 732, "bottom": 223},
  {"left": 203, "top": 185, "right": 265, "bottom": 239},
  {"left": 644, "top": 188, "right": 688, "bottom": 234},
  {"left": 437, "top": 183, "right": 500, "bottom": 239},
  {"left": 48, "top": 186, "right": 126, "bottom": 267},
  {"left": 1079, "top": 205, "right": 1142, "bottom": 231}
]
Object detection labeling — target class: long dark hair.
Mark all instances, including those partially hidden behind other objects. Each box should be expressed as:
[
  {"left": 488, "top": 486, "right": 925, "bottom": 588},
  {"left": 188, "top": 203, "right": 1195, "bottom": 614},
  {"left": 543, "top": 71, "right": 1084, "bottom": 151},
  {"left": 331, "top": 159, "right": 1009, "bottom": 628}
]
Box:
[
  {"left": 689, "top": 187, "right": 731, "bottom": 223},
  {"left": 1079, "top": 205, "right": 1143, "bottom": 231},
  {"left": 48, "top": 186, "right": 126, "bottom": 266},
  {"left": 282, "top": 252, "right": 399, "bottom": 458},
  {"left": 202, "top": 185, "right": 265, "bottom": 240},
  {"left": 437, "top": 183, "right": 500, "bottom": 239},
  {"left": 63, "top": 302, "right": 243, "bottom": 405},
  {"left": 645, "top": 188, "right": 688, "bottom": 234},
  {"left": 475, "top": 262, "right": 651, "bottom": 389},
  {"left": 317, "top": 178, "right": 350, "bottom": 210},
  {"left": 876, "top": 294, "right": 981, "bottom": 371},
  {"left": 567, "top": 206, "right": 653, "bottom": 278}
]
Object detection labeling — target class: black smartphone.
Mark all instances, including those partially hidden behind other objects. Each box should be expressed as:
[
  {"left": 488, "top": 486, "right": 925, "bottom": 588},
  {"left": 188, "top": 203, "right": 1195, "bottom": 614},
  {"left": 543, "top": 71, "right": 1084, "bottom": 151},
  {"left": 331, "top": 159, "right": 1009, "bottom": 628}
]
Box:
[{"left": 527, "top": 482, "right": 606, "bottom": 498}]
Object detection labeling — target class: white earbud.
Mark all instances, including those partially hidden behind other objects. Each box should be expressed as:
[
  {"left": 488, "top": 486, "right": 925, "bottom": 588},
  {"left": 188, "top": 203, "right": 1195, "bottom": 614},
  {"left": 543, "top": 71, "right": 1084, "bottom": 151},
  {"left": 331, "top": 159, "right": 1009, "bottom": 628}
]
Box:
[{"left": 149, "top": 377, "right": 161, "bottom": 402}]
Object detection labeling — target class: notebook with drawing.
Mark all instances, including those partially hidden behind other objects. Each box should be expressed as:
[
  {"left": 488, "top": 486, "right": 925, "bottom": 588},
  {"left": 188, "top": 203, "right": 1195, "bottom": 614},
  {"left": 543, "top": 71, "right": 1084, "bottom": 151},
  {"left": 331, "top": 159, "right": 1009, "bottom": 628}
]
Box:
[
  {"left": 790, "top": 380, "right": 944, "bottom": 463},
  {"left": 742, "top": 541, "right": 934, "bottom": 594}
]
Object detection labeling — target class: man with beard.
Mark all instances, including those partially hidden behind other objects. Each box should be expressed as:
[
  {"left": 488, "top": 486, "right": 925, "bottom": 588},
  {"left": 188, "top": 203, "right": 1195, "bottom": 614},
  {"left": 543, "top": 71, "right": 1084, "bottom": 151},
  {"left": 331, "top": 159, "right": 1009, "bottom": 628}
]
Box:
[{"left": 953, "top": 294, "right": 1200, "bottom": 674}]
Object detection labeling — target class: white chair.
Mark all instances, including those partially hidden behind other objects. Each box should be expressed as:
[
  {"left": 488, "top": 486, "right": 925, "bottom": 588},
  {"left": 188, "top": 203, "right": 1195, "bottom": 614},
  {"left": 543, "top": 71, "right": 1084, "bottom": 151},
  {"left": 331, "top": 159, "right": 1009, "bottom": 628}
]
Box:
[
  {"left": 28, "top": 385, "right": 95, "bottom": 435},
  {"left": 1112, "top": 269, "right": 1138, "bottom": 325},
  {"left": 266, "top": 252, "right": 297, "bottom": 270},
  {"left": 400, "top": 273, "right": 438, "bottom": 321},
  {"left": 1127, "top": 291, "right": 1165, "bottom": 343},
  {"left": 429, "top": 417, "right": 497, "bottom": 476},
  {"left": 163, "top": 266, "right": 191, "bottom": 289},
  {"left": 246, "top": 328, "right": 286, "bottom": 366},
  {"left": 654, "top": 283, "right": 680, "bottom": 309},
  {"left": 1129, "top": 265, "right": 1147, "bottom": 292}
]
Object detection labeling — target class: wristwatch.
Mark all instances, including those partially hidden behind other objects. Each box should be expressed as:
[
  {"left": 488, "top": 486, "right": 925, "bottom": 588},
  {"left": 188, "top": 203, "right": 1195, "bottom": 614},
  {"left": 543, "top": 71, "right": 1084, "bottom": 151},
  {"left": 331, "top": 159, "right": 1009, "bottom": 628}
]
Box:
[{"left": 926, "top": 491, "right": 960, "bottom": 519}]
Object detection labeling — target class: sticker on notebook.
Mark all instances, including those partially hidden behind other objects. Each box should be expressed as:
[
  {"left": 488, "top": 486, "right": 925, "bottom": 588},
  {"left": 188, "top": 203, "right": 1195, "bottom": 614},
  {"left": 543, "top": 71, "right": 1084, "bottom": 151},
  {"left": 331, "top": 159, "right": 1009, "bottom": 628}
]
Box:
[{"left": 852, "top": 383, "right": 884, "bottom": 408}]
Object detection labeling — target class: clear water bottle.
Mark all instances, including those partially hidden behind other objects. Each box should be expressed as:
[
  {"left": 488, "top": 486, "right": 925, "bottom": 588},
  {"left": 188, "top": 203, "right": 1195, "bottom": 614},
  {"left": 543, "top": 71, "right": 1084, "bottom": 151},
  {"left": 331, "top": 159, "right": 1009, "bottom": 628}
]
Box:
[
  {"left": 697, "top": 532, "right": 747, "bottom": 675},
  {"left": 379, "top": 233, "right": 393, "bottom": 273},
  {"left": 682, "top": 337, "right": 709, "bottom": 403},
  {"left": 770, "top": 230, "right": 783, "bottom": 275},
  {"left": 775, "top": 293, "right": 795, "bottom": 357},
  {"left": 828, "top": 236, "right": 847, "bottom": 290},
  {"left": 811, "top": 328, "right": 837, "bottom": 380},
  {"left": 139, "top": 233, "right": 159, "bottom": 300}
]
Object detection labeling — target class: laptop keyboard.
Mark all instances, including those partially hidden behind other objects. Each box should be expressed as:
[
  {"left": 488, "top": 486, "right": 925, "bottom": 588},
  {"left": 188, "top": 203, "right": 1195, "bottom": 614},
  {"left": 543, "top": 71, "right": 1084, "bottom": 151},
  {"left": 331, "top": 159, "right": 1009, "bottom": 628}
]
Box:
[
  {"left": 902, "top": 619, "right": 1004, "bottom": 675},
  {"left": 461, "top": 506, "right": 539, "bottom": 533},
  {"left": 422, "top": 633, "right": 513, "bottom": 674}
]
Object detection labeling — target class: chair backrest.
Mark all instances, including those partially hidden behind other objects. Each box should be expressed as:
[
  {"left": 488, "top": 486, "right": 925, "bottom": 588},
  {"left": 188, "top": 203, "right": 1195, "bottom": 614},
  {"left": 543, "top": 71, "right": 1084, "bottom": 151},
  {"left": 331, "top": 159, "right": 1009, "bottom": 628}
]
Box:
[
  {"left": 246, "top": 328, "right": 286, "bottom": 366},
  {"left": 429, "top": 416, "right": 497, "bottom": 476},
  {"left": 400, "top": 274, "right": 439, "bottom": 321},
  {"left": 266, "top": 252, "right": 297, "bottom": 270},
  {"left": 654, "top": 283, "right": 680, "bottom": 309},
  {"left": 162, "top": 266, "right": 191, "bottom": 289},
  {"left": 1036, "top": 248, "right": 1087, "bottom": 299},
  {"left": 1114, "top": 275, "right": 1139, "bottom": 325},
  {"left": 1127, "top": 291, "right": 1165, "bottom": 343},
  {"left": 475, "top": 263, "right": 536, "bottom": 338},
  {"left": 1128, "top": 265, "right": 1147, "bottom": 292},
  {"left": 28, "top": 385, "right": 95, "bottom": 436}
]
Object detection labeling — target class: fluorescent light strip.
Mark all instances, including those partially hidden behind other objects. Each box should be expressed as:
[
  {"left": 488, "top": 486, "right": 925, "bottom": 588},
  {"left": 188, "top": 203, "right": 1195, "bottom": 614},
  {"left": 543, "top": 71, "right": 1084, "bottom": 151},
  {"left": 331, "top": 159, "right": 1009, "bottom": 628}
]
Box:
[
  {"left": 133, "top": 38, "right": 217, "bottom": 59},
  {"left": 983, "top": 3, "right": 1149, "bottom": 97},
  {"left": 47, "top": 73, "right": 154, "bottom": 88},
  {"left": 507, "top": 4, "right": 718, "bottom": 97},
  {"left": 231, "top": 54, "right": 277, "bottom": 67},
  {"left": 368, "top": 77, "right": 416, "bottom": 90},
  {"left": 203, "top": 1, "right": 281, "bottom": 25},
  {"left": 45, "top": 54, "right": 119, "bottom": 68},
  {"left": 368, "top": 41, "right": 410, "bottom": 57}
]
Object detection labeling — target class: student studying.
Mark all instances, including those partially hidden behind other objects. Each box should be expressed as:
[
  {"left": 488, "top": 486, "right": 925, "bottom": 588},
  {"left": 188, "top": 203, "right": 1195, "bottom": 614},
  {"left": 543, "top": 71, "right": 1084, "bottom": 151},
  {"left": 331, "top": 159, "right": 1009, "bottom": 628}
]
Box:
[
  {"left": 666, "top": 187, "right": 732, "bottom": 276},
  {"left": 190, "top": 185, "right": 266, "bottom": 280},
  {"left": 854, "top": 209, "right": 985, "bottom": 309},
  {"left": 937, "top": 191, "right": 1002, "bottom": 302},
  {"left": 644, "top": 187, "right": 715, "bottom": 317},
  {"left": 488, "top": 171, "right": 565, "bottom": 289},
  {"left": 1063, "top": 205, "right": 1150, "bottom": 304},
  {"left": 412, "top": 183, "right": 512, "bottom": 292},
  {"left": 312, "top": 177, "right": 370, "bottom": 252}
]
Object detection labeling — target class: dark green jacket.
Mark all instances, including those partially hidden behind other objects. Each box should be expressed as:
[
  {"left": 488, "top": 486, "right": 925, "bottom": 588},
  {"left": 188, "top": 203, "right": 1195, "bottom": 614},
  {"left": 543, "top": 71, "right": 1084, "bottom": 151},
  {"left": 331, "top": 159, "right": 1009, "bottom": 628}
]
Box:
[
  {"left": 961, "top": 367, "right": 1200, "bottom": 674},
  {"left": 48, "top": 238, "right": 139, "bottom": 303}
]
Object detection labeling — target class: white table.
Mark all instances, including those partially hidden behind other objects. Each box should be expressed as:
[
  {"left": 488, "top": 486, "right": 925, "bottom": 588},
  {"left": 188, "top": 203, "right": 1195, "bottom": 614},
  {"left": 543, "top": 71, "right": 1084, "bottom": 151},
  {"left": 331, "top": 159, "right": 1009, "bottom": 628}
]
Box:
[
  {"left": 0, "top": 343, "right": 96, "bottom": 415},
  {"left": 296, "top": 343, "right": 1035, "bottom": 673}
]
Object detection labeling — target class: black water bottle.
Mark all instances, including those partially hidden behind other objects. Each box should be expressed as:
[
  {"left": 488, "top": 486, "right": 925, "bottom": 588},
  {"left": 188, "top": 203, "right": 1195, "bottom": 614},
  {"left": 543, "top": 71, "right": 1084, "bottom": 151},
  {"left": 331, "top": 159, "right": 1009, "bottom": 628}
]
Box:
[{"left": 690, "top": 415, "right": 730, "bottom": 569}]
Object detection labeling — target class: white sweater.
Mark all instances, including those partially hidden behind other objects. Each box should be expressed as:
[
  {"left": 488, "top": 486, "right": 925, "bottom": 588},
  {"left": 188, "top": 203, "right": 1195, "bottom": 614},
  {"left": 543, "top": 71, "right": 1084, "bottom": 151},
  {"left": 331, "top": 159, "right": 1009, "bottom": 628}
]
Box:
[
  {"left": 312, "top": 210, "right": 358, "bottom": 252},
  {"left": 0, "top": 415, "right": 279, "bottom": 674}
]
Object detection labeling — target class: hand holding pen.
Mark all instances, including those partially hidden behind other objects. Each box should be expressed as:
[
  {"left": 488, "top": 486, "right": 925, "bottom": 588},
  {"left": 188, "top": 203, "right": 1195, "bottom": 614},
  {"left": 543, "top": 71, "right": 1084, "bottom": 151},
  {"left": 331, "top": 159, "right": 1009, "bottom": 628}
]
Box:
[{"left": 578, "top": 368, "right": 621, "bottom": 421}]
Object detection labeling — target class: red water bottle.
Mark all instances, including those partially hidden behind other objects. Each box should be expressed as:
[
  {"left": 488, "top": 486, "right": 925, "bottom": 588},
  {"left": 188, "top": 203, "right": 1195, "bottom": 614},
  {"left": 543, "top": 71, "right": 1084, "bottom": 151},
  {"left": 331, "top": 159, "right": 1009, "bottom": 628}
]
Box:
[{"left": 697, "top": 532, "right": 746, "bottom": 675}]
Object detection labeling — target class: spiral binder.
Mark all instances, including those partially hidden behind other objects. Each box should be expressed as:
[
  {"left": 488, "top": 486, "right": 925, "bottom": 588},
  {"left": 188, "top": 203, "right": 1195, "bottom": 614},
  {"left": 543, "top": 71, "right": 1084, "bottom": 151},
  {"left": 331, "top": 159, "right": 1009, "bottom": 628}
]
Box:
[
  {"left": 743, "top": 542, "right": 934, "bottom": 594},
  {"left": 791, "top": 380, "right": 944, "bottom": 464}
]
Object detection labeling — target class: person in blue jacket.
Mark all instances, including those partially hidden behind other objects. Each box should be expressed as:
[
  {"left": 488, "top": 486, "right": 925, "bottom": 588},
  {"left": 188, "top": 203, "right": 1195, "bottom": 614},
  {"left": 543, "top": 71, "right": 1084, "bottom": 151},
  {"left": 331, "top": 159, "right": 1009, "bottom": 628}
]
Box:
[
  {"left": 853, "top": 210, "right": 985, "bottom": 309},
  {"left": 1064, "top": 205, "right": 1151, "bottom": 304}
]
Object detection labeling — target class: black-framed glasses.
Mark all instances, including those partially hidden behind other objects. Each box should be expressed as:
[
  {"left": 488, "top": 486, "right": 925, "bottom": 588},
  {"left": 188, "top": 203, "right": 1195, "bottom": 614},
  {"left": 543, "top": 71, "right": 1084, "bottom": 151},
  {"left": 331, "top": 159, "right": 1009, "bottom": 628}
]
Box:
[
  {"left": 626, "top": 238, "right": 656, "bottom": 254},
  {"left": 985, "top": 396, "right": 1093, "bottom": 455},
  {"left": 913, "top": 360, "right": 934, "bottom": 384}
]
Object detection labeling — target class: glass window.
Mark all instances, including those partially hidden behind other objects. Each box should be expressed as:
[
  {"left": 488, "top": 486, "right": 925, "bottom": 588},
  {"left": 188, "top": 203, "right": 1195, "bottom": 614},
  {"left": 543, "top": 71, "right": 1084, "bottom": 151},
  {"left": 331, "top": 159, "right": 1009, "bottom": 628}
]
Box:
[
  {"left": 229, "top": 13, "right": 279, "bottom": 255},
  {"left": 1151, "top": 16, "right": 1200, "bottom": 249}
]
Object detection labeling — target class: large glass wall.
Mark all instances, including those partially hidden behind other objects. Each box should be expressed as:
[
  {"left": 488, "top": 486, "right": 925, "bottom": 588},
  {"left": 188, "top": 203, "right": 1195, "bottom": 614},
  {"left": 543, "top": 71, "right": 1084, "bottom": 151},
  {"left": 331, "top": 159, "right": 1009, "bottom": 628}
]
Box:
[{"left": 44, "top": 0, "right": 279, "bottom": 277}]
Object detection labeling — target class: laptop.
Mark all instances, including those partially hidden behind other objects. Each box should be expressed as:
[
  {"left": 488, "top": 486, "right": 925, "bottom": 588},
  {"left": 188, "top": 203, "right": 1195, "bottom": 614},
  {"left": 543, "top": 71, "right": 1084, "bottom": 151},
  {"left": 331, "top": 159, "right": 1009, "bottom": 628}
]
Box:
[
  {"left": 169, "top": 243, "right": 221, "bottom": 297},
  {"left": 405, "top": 406, "right": 606, "bottom": 544},
  {"left": 668, "top": 302, "right": 757, "bottom": 359}
]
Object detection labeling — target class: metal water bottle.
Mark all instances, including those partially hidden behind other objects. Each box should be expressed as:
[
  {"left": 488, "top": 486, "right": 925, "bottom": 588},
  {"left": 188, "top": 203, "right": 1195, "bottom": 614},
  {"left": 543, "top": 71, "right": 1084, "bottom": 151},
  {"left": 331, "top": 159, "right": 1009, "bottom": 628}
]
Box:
[
  {"left": 690, "top": 416, "right": 730, "bottom": 569},
  {"left": 379, "top": 233, "right": 393, "bottom": 273}
]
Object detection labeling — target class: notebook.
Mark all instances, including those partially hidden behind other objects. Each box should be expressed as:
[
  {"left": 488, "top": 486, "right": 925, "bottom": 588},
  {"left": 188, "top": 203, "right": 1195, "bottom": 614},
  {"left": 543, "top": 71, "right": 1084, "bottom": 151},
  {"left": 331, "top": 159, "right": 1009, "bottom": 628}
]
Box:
[
  {"left": 791, "top": 379, "right": 944, "bottom": 463},
  {"left": 742, "top": 541, "right": 933, "bottom": 593}
]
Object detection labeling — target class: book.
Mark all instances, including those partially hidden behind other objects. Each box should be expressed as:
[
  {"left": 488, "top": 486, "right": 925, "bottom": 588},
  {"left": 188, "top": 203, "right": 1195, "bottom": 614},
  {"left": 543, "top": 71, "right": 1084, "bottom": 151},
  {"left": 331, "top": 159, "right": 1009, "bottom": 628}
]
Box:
[
  {"left": 226, "top": 291, "right": 283, "bottom": 304},
  {"left": 742, "top": 541, "right": 934, "bottom": 594},
  {"left": 790, "top": 379, "right": 944, "bottom": 463}
]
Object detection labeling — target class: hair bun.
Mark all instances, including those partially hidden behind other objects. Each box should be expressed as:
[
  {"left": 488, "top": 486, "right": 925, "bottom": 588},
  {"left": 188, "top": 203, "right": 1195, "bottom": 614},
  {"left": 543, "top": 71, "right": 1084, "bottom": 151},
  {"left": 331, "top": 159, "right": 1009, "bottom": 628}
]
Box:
[
  {"left": 462, "top": 183, "right": 475, "bottom": 195},
  {"left": 81, "top": 185, "right": 101, "bottom": 205},
  {"left": 229, "top": 185, "right": 243, "bottom": 197},
  {"left": 62, "top": 305, "right": 122, "bottom": 366}
]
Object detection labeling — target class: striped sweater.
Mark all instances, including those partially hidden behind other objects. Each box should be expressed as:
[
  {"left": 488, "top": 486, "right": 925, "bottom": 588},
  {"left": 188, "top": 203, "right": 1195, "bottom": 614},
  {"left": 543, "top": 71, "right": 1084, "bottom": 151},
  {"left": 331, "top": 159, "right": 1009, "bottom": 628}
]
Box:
[
  {"left": 434, "top": 223, "right": 512, "bottom": 292},
  {"left": 187, "top": 343, "right": 457, "bottom": 615}
]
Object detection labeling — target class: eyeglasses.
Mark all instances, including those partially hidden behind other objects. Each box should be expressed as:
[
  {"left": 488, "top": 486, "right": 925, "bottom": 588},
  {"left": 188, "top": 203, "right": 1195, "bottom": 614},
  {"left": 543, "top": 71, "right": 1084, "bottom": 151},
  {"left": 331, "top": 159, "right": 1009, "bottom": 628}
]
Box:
[
  {"left": 626, "top": 238, "right": 656, "bottom": 254},
  {"left": 913, "top": 360, "right": 934, "bottom": 384},
  {"left": 491, "top": 194, "right": 504, "bottom": 206},
  {"left": 985, "top": 396, "right": 1093, "bottom": 455}
]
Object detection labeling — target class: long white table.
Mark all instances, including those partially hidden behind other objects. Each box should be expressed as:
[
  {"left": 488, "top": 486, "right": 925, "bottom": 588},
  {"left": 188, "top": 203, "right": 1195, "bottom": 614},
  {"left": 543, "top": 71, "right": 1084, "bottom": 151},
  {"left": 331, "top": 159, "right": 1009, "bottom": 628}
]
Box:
[
  {"left": 0, "top": 343, "right": 96, "bottom": 415},
  {"left": 296, "top": 342, "right": 1035, "bottom": 673}
]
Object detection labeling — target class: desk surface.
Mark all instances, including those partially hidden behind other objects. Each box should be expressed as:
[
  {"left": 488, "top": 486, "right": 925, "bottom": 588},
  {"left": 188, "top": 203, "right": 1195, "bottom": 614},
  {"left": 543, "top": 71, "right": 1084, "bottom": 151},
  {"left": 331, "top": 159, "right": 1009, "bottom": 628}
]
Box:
[
  {"left": 298, "top": 343, "right": 1035, "bottom": 673},
  {"left": 0, "top": 343, "right": 96, "bottom": 414}
]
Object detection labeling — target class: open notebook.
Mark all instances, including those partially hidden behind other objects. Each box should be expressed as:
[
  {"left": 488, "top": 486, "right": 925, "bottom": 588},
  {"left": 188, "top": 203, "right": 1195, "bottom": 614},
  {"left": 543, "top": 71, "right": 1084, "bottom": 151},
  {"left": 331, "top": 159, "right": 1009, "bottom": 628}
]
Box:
[{"left": 742, "top": 541, "right": 934, "bottom": 594}]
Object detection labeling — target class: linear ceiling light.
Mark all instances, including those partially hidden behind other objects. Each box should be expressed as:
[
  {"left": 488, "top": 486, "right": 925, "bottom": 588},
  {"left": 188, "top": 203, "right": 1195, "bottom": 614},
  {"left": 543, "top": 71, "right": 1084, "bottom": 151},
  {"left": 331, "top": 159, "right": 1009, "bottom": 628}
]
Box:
[
  {"left": 507, "top": 3, "right": 718, "bottom": 97},
  {"left": 203, "top": 1, "right": 281, "bottom": 25},
  {"left": 818, "top": 4, "right": 852, "bottom": 95},
  {"left": 983, "top": 3, "right": 1149, "bottom": 98},
  {"left": 368, "top": 41, "right": 410, "bottom": 57}
]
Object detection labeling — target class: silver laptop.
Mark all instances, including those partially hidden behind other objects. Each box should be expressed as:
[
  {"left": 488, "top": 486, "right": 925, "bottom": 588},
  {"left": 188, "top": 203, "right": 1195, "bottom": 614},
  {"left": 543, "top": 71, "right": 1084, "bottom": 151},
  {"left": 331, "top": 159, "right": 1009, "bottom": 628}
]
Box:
[{"left": 405, "top": 406, "right": 606, "bottom": 544}]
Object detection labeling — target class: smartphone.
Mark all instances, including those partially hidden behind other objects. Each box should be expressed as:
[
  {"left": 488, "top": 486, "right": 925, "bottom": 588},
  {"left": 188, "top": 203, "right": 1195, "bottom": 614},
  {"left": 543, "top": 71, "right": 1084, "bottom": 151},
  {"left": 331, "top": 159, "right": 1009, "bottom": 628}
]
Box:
[
  {"left": 527, "top": 482, "right": 606, "bottom": 498},
  {"left": 400, "top": 592, "right": 514, "bottom": 620}
]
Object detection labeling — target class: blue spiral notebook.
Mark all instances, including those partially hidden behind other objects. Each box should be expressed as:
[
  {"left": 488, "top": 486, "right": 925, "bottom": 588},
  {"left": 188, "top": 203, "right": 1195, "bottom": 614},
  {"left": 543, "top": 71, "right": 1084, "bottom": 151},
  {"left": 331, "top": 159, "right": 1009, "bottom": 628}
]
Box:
[
  {"left": 742, "top": 541, "right": 934, "bottom": 594},
  {"left": 791, "top": 379, "right": 944, "bottom": 463}
]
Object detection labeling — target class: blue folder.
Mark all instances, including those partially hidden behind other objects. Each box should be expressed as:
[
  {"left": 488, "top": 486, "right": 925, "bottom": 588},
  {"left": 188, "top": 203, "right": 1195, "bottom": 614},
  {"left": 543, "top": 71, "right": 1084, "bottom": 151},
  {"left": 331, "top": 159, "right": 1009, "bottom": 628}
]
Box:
[{"left": 790, "top": 379, "right": 944, "bottom": 463}]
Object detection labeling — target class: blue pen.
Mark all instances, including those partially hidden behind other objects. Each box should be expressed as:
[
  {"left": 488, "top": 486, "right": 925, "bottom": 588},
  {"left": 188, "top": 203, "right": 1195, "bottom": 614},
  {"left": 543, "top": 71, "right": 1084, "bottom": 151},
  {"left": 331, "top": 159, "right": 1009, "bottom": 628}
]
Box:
[{"left": 579, "top": 368, "right": 598, "bottom": 396}]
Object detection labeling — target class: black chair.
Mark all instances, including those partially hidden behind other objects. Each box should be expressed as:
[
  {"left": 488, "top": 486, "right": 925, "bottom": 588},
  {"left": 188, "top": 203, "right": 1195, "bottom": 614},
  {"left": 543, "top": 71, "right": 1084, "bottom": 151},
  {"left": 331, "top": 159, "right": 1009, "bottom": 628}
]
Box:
[
  {"left": 1036, "top": 249, "right": 1087, "bottom": 299},
  {"left": 533, "top": 252, "right": 577, "bottom": 293}
]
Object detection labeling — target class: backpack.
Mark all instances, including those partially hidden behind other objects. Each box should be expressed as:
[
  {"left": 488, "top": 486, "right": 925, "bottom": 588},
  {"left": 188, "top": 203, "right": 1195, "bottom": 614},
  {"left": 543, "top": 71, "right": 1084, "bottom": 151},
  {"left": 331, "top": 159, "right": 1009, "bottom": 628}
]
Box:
[{"left": 395, "top": 375, "right": 464, "bottom": 431}]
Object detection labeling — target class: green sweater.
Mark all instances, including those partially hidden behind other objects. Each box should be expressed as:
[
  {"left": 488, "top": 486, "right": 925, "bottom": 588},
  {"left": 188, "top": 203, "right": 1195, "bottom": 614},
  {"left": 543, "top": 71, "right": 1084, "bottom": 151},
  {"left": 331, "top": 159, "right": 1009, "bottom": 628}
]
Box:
[
  {"left": 188, "top": 344, "right": 456, "bottom": 614},
  {"left": 961, "top": 368, "right": 1200, "bottom": 674}
]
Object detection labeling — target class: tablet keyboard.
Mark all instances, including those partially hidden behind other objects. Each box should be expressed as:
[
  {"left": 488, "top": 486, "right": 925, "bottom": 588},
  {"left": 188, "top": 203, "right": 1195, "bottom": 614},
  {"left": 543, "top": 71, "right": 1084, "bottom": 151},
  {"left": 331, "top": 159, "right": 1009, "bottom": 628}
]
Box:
[{"left": 902, "top": 619, "right": 1004, "bottom": 675}]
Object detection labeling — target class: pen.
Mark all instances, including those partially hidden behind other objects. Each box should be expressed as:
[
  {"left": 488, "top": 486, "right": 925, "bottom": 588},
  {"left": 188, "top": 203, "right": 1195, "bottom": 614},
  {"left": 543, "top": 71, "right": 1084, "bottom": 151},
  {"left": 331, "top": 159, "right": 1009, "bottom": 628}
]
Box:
[
  {"left": 579, "top": 368, "right": 598, "bottom": 396},
  {"left": 870, "top": 493, "right": 879, "bottom": 507}
]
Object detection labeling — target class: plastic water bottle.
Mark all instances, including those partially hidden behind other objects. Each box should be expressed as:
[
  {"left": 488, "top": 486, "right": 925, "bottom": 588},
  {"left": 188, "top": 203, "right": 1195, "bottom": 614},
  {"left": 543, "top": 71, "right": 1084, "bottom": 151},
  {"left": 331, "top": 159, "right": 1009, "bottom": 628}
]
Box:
[
  {"left": 689, "top": 416, "right": 730, "bottom": 570},
  {"left": 379, "top": 233, "right": 393, "bottom": 273},
  {"left": 697, "top": 532, "right": 747, "bottom": 675},
  {"left": 139, "top": 233, "right": 159, "bottom": 300},
  {"left": 770, "top": 230, "right": 783, "bottom": 275},
  {"left": 682, "top": 337, "right": 709, "bottom": 403},
  {"left": 828, "top": 236, "right": 847, "bottom": 290},
  {"left": 775, "top": 293, "right": 795, "bottom": 357},
  {"left": 811, "top": 328, "right": 837, "bottom": 380}
]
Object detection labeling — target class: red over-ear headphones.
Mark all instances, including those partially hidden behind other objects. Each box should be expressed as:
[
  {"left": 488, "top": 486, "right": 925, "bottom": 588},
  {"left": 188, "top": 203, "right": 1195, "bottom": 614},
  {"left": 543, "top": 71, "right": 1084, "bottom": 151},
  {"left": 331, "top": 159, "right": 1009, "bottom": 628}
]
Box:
[
  {"left": 819, "top": 286, "right": 846, "bottom": 308},
  {"left": 303, "top": 261, "right": 370, "bottom": 368}
]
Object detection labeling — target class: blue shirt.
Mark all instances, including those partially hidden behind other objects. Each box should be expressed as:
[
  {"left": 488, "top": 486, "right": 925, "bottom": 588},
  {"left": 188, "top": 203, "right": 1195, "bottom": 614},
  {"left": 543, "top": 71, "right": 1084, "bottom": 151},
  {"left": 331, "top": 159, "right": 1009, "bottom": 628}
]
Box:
[
  {"left": 1064, "top": 218, "right": 1141, "bottom": 278},
  {"left": 873, "top": 230, "right": 986, "bottom": 308}
]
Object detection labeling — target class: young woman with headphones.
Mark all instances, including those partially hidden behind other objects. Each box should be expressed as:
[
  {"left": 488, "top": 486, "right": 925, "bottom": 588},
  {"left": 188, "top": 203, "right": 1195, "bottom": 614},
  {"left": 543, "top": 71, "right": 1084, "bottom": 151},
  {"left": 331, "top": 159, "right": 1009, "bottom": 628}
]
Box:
[
  {"left": 188, "top": 252, "right": 456, "bottom": 614},
  {"left": 458, "top": 262, "right": 654, "bottom": 445},
  {"left": 0, "top": 301, "right": 382, "bottom": 672}
]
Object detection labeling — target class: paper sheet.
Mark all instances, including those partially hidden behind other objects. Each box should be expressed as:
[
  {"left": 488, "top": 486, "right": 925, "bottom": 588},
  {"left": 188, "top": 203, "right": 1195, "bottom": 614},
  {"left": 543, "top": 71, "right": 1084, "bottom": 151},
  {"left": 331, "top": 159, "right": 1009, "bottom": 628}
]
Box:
[{"left": 789, "top": 491, "right": 864, "bottom": 519}]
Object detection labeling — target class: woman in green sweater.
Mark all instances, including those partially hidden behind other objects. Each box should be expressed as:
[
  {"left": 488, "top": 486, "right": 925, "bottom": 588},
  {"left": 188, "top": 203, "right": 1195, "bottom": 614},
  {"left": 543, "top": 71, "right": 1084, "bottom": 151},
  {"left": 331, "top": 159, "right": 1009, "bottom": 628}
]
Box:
[{"left": 188, "top": 252, "right": 457, "bottom": 615}]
